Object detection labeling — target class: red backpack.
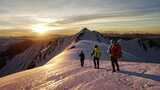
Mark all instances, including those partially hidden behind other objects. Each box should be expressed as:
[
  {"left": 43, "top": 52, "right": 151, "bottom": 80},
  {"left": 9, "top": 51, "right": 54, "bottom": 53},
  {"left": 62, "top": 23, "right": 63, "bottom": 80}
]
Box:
[{"left": 110, "top": 44, "right": 122, "bottom": 58}]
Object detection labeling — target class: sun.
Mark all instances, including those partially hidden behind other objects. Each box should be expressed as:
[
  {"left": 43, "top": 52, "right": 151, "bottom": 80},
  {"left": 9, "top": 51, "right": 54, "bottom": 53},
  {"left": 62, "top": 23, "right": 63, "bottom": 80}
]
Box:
[{"left": 33, "top": 24, "right": 48, "bottom": 34}]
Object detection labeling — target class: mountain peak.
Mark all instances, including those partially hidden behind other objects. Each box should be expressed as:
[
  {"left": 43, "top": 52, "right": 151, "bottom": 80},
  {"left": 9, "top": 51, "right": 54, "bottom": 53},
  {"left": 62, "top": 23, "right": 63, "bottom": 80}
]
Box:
[
  {"left": 73, "top": 28, "right": 109, "bottom": 43},
  {"left": 80, "top": 27, "right": 91, "bottom": 33}
]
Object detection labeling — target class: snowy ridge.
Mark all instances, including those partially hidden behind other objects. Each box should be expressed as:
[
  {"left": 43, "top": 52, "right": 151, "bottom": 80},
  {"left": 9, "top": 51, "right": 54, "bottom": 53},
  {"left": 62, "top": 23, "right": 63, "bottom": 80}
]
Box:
[
  {"left": 0, "top": 28, "right": 110, "bottom": 77},
  {"left": 67, "top": 40, "right": 142, "bottom": 61},
  {"left": 0, "top": 40, "right": 160, "bottom": 90},
  {"left": 0, "top": 43, "right": 44, "bottom": 76},
  {"left": 72, "top": 28, "right": 109, "bottom": 43},
  {"left": 1, "top": 28, "right": 160, "bottom": 77},
  {"left": 0, "top": 36, "right": 73, "bottom": 77}
]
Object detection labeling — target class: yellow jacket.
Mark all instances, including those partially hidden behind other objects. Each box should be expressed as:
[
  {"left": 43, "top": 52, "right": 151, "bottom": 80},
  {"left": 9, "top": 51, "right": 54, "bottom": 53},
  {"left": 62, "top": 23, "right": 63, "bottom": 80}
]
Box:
[{"left": 91, "top": 47, "right": 101, "bottom": 58}]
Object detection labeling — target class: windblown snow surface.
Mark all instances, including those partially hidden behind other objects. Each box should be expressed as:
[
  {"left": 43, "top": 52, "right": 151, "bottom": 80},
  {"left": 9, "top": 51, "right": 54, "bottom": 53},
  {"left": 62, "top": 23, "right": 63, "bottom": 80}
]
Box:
[{"left": 0, "top": 40, "right": 160, "bottom": 90}]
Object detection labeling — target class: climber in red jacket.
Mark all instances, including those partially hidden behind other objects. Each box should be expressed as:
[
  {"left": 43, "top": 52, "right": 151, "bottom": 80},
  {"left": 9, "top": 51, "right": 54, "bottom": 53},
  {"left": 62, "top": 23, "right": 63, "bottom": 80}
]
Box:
[{"left": 109, "top": 40, "right": 122, "bottom": 72}]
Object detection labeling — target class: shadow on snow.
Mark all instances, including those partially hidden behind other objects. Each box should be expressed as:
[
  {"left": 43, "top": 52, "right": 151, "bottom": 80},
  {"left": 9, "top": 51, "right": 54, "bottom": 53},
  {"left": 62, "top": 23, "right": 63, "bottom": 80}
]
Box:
[{"left": 119, "top": 70, "right": 160, "bottom": 81}]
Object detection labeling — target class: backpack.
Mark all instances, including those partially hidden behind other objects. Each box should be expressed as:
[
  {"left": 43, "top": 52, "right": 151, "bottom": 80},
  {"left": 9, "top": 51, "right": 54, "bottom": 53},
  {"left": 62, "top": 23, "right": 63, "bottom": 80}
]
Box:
[{"left": 110, "top": 44, "right": 122, "bottom": 58}]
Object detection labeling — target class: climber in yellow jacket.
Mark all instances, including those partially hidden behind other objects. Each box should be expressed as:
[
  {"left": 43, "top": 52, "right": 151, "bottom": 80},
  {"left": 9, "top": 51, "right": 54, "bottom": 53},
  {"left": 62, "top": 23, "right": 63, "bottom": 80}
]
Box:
[{"left": 91, "top": 45, "right": 101, "bottom": 69}]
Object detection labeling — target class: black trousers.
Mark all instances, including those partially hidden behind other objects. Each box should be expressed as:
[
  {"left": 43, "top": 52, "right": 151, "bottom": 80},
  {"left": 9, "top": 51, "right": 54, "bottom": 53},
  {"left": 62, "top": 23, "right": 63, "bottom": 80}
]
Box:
[
  {"left": 80, "top": 58, "right": 84, "bottom": 67},
  {"left": 111, "top": 56, "right": 120, "bottom": 72},
  {"left": 93, "top": 57, "right": 99, "bottom": 69}
]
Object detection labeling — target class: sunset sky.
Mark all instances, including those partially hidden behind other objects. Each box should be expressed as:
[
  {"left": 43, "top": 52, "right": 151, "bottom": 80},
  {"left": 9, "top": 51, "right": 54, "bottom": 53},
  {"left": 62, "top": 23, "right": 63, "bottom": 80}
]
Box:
[{"left": 0, "top": 0, "right": 160, "bottom": 36}]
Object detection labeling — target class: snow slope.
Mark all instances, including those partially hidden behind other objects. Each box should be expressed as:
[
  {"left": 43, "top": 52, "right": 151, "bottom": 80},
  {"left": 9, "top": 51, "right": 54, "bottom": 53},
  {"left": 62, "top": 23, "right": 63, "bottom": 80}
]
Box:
[
  {"left": 1, "top": 28, "right": 159, "bottom": 77},
  {"left": 73, "top": 28, "right": 109, "bottom": 43},
  {"left": 68, "top": 40, "right": 141, "bottom": 60},
  {"left": 0, "top": 40, "right": 160, "bottom": 90},
  {"left": 120, "top": 39, "right": 160, "bottom": 61},
  {"left": 0, "top": 36, "right": 73, "bottom": 77},
  {"left": 1, "top": 28, "right": 160, "bottom": 78},
  {"left": 0, "top": 28, "right": 109, "bottom": 77}
]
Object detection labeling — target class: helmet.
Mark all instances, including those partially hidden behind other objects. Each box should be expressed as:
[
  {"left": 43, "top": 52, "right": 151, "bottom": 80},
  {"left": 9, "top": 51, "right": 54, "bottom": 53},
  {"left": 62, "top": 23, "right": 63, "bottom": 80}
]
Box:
[{"left": 95, "top": 45, "right": 98, "bottom": 48}]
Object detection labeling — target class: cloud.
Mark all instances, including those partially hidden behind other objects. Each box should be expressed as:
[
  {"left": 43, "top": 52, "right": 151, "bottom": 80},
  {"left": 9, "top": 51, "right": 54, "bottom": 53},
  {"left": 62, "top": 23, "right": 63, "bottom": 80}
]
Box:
[
  {"left": 49, "top": 7, "right": 160, "bottom": 26},
  {"left": 0, "top": 0, "right": 160, "bottom": 34}
]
